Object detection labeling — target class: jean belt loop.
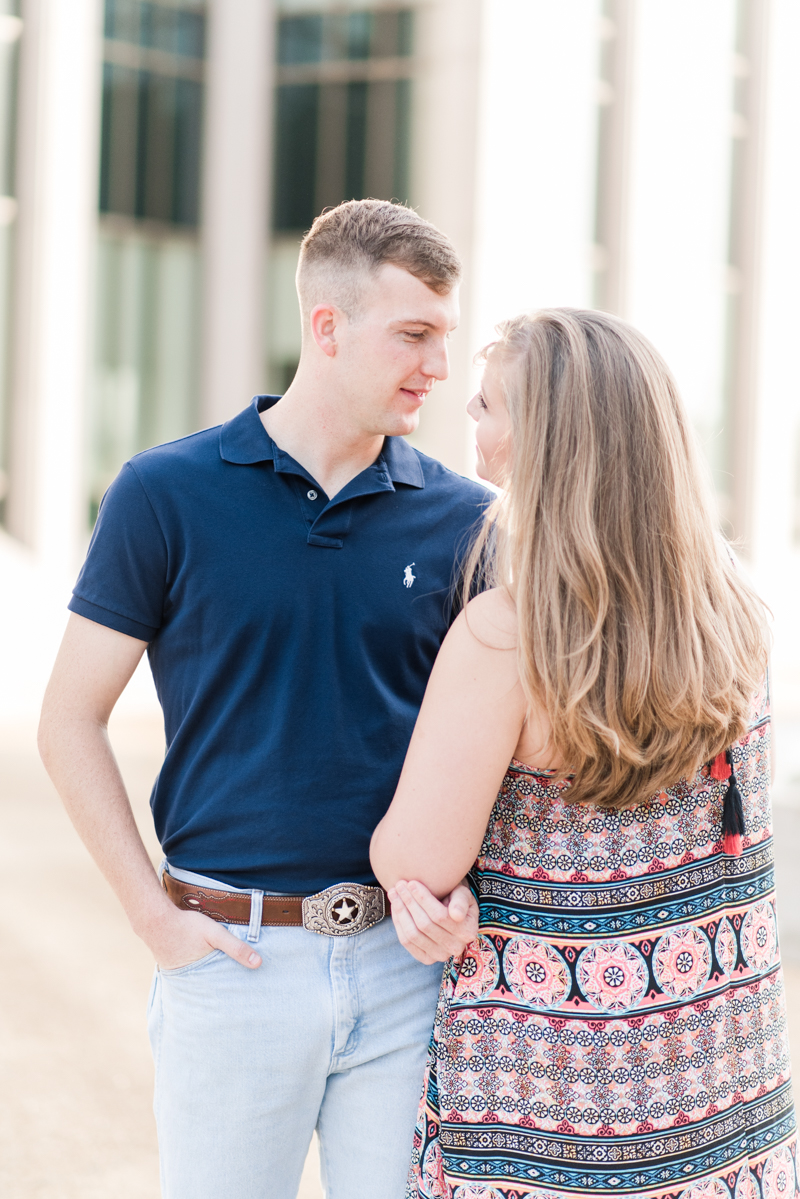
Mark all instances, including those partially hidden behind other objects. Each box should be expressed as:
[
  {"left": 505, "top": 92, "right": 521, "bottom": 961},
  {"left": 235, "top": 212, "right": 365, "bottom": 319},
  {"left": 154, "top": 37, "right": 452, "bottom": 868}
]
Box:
[{"left": 248, "top": 890, "right": 264, "bottom": 943}]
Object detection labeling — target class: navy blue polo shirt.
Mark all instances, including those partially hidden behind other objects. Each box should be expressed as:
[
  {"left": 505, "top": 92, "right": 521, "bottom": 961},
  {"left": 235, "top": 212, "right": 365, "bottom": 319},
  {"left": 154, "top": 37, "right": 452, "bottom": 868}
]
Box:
[{"left": 69, "top": 395, "right": 488, "bottom": 892}]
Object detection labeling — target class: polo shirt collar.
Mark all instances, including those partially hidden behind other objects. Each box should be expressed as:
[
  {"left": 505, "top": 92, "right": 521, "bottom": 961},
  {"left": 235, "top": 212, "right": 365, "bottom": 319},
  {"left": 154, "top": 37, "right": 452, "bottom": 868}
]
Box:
[
  {"left": 380, "top": 430, "right": 424, "bottom": 489},
  {"left": 219, "top": 396, "right": 277, "bottom": 465},
  {"left": 219, "top": 395, "right": 425, "bottom": 489}
]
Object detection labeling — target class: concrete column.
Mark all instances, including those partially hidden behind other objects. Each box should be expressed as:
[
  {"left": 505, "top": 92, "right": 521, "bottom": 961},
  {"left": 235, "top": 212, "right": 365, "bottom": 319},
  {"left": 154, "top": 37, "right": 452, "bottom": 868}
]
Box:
[
  {"left": 8, "top": 0, "right": 103, "bottom": 570},
  {"left": 411, "top": 0, "right": 482, "bottom": 476},
  {"left": 625, "top": 0, "right": 735, "bottom": 446},
  {"left": 593, "top": 0, "right": 636, "bottom": 316},
  {"left": 472, "top": 0, "right": 598, "bottom": 326},
  {"left": 438, "top": 0, "right": 595, "bottom": 479},
  {"left": 749, "top": 0, "right": 800, "bottom": 716},
  {"left": 725, "top": 0, "right": 771, "bottom": 552},
  {"left": 200, "top": 0, "right": 275, "bottom": 427},
  {"left": 413, "top": 0, "right": 599, "bottom": 476}
]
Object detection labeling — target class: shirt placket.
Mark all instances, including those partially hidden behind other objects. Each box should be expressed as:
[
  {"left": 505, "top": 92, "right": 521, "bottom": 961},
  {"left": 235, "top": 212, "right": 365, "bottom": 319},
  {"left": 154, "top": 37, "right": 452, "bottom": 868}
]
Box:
[{"left": 275, "top": 452, "right": 395, "bottom": 549}]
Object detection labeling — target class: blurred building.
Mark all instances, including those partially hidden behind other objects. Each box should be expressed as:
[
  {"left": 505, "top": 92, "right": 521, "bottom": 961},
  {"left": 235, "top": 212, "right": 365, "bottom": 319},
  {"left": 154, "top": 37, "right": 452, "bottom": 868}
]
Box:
[{"left": 1, "top": 0, "right": 799, "bottom": 731}]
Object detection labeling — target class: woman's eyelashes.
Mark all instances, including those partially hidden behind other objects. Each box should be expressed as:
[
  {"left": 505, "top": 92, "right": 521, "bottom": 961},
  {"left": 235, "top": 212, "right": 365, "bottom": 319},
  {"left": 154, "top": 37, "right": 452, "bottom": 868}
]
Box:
[{"left": 477, "top": 392, "right": 487, "bottom": 410}]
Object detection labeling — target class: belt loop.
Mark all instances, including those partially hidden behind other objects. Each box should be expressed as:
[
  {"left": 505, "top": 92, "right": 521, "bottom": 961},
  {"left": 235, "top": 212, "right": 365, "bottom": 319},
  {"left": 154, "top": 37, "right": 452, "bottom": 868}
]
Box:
[{"left": 247, "top": 890, "right": 264, "bottom": 942}]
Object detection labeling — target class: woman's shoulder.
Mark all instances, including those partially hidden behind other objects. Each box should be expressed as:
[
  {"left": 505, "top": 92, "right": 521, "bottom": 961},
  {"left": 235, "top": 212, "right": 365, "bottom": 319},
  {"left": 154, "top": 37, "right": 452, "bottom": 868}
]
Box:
[{"left": 453, "top": 587, "right": 518, "bottom": 653}]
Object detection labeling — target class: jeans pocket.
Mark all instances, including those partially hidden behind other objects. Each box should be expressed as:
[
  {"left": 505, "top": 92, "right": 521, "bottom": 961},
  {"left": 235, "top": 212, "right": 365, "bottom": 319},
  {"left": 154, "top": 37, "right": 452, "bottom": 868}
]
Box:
[
  {"left": 158, "top": 949, "right": 225, "bottom": 977},
  {"left": 146, "top": 966, "right": 160, "bottom": 1016}
]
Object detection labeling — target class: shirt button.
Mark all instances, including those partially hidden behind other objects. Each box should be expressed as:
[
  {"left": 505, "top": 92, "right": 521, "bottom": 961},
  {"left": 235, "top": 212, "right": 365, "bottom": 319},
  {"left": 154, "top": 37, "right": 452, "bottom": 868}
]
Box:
[{"left": 307, "top": 489, "right": 318, "bottom": 501}]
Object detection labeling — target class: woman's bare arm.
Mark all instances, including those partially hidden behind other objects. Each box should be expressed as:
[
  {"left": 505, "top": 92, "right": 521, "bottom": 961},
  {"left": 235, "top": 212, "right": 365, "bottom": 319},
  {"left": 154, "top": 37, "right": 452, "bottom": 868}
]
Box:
[{"left": 371, "top": 589, "right": 528, "bottom": 897}]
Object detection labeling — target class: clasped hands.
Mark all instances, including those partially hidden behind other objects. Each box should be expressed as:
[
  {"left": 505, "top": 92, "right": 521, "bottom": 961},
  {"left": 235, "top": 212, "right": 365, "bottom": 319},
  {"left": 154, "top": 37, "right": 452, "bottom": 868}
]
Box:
[{"left": 388, "top": 878, "right": 479, "bottom": 964}]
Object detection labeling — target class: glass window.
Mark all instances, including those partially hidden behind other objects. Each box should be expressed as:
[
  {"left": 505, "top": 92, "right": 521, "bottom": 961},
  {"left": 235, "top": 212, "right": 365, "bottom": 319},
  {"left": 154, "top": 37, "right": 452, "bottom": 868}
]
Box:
[
  {"left": 277, "top": 10, "right": 412, "bottom": 67},
  {"left": 100, "top": 0, "right": 204, "bottom": 227},
  {"left": 90, "top": 228, "right": 201, "bottom": 524},
  {"left": 273, "top": 7, "right": 415, "bottom": 233},
  {"left": 0, "top": 0, "right": 20, "bottom": 528},
  {"left": 90, "top": 0, "right": 206, "bottom": 525},
  {"left": 278, "top": 15, "right": 324, "bottom": 65},
  {"left": 268, "top": 5, "right": 415, "bottom": 390},
  {"left": 105, "top": 0, "right": 205, "bottom": 59},
  {"left": 273, "top": 83, "right": 319, "bottom": 233}
]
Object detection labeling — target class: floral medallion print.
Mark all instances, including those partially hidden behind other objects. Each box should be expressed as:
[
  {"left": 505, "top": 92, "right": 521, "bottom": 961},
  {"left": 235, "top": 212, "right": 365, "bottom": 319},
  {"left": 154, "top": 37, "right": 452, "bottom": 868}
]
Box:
[
  {"left": 408, "top": 693, "right": 800, "bottom": 1199},
  {"left": 762, "top": 1145, "right": 797, "bottom": 1199},
  {"left": 741, "top": 900, "right": 778, "bottom": 974},
  {"left": 715, "top": 916, "right": 738, "bottom": 976},
  {"left": 452, "top": 1188, "right": 505, "bottom": 1199},
  {"left": 679, "top": 1179, "right": 731, "bottom": 1199},
  {"left": 420, "top": 1140, "right": 452, "bottom": 1199},
  {"left": 735, "top": 1166, "right": 760, "bottom": 1199},
  {"left": 653, "top": 925, "right": 712, "bottom": 999},
  {"left": 576, "top": 940, "right": 648, "bottom": 1012},
  {"left": 453, "top": 936, "right": 500, "bottom": 1002},
  {"left": 503, "top": 936, "right": 570, "bottom": 1007}
]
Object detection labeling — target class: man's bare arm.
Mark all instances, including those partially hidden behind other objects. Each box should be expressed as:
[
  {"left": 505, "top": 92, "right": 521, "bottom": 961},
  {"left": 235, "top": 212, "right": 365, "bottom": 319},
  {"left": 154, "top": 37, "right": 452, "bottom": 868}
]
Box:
[{"left": 38, "top": 613, "right": 261, "bottom": 971}]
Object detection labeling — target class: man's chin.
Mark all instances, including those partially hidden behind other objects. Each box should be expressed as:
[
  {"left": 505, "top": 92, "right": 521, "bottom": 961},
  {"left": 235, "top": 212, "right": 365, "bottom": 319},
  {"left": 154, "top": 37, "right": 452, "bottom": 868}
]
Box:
[{"left": 374, "top": 413, "right": 420, "bottom": 440}]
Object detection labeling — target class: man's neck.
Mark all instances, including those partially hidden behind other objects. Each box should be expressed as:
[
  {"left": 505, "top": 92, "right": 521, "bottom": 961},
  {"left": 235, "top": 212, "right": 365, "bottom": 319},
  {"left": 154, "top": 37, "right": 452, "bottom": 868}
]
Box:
[{"left": 260, "top": 378, "right": 384, "bottom": 500}]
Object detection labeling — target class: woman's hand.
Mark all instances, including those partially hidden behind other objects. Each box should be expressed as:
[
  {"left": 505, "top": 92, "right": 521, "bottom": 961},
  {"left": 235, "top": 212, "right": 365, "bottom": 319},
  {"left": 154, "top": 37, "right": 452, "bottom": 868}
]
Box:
[{"left": 389, "top": 878, "right": 479, "bottom": 964}]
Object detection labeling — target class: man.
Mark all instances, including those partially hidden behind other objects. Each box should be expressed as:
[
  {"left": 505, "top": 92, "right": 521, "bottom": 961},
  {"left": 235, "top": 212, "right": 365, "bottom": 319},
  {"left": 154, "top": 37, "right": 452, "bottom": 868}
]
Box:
[{"left": 39, "top": 200, "right": 487, "bottom": 1199}]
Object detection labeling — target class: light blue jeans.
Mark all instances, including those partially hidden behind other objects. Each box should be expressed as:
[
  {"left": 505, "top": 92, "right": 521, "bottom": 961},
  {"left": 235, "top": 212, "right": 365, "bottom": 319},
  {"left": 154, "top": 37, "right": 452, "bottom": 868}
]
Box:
[{"left": 148, "top": 866, "right": 443, "bottom": 1199}]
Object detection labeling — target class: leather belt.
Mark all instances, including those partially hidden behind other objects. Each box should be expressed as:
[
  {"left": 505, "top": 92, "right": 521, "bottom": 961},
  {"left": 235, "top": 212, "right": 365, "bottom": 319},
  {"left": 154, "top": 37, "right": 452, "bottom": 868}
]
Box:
[{"left": 162, "top": 872, "right": 389, "bottom": 937}]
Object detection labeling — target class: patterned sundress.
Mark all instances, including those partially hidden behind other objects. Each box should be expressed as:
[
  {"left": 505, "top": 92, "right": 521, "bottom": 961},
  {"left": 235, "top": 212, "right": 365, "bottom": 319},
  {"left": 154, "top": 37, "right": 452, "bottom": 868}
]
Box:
[{"left": 407, "top": 678, "right": 799, "bottom": 1199}]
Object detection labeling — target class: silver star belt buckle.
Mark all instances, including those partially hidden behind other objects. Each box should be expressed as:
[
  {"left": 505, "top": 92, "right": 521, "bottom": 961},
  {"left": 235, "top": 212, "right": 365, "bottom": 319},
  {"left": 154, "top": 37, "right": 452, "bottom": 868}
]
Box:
[{"left": 301, "top": 883, "right": 386, "bottom": 937}]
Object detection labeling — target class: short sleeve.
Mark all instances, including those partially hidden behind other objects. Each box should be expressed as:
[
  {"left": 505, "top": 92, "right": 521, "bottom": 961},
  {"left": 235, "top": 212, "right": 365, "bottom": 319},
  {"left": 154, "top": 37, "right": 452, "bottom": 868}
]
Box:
[{"left": 68, "top": 462, "right": 168, "bottom": 642}]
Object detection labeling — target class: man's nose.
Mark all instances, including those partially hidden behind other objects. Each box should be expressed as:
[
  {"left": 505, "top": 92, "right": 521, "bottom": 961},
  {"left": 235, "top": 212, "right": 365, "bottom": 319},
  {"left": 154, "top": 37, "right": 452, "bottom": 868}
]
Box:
[{"left": 424, "top": 336, "right": 450, "bottom": 383}]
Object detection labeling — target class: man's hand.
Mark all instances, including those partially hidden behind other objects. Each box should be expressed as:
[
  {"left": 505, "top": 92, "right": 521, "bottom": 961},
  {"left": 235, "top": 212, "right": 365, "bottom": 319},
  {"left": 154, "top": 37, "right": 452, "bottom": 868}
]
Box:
[
  {"left": 37, "top": 616, "right": 263, "bottom": 975},
  {"left": 388, "top": 878, "right": 479, "bottom": 964},
  {"left": 140, "top": 903, "right": 262, "bottom": 972}
]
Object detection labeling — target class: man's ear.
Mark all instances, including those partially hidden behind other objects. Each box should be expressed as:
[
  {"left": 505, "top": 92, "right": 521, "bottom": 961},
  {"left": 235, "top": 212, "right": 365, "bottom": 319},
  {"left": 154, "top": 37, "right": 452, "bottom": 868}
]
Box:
[{"left": 310, "top": 303, "right": 342, "bottom": 358}]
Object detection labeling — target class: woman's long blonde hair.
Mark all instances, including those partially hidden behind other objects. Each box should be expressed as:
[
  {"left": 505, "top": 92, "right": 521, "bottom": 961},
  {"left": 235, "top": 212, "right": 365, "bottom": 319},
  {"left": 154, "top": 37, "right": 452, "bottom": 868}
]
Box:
[{"left": 465, "top": 308, "right": 768, "bottom": 809}]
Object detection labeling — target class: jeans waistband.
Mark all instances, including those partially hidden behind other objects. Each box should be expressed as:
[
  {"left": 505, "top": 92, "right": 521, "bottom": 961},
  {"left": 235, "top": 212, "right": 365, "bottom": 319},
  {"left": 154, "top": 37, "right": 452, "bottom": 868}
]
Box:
[{"left": 161, "top": 860, "right": 284, "bottom": 897}]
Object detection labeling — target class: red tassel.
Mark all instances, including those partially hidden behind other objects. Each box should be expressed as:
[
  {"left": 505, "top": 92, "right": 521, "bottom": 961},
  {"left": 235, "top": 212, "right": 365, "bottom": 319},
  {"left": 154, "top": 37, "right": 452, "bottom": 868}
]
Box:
[
  {"left": 723, "top": 832, "right": 743, "bottom": 857},
  {"left": 710, "top": 752, "right": 730, "bottom": 781}
]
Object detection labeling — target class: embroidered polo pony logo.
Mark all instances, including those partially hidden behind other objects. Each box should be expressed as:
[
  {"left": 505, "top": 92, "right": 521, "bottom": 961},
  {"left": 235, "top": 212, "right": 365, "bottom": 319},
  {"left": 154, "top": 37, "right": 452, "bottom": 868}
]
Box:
[{"left": 403, "top": 563, "right": 416, "bottom": 588}]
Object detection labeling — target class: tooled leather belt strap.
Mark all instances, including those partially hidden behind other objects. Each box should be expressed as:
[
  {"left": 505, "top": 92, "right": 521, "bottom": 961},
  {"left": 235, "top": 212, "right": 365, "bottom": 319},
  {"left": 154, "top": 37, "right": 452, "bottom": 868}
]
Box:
[{"left": 162, "top": 872, "right": 389, "bottom": 937}]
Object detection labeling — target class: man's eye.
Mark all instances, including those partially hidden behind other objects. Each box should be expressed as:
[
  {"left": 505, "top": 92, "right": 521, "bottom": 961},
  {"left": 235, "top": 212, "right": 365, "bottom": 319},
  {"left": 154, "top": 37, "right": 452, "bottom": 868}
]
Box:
[{"left": 403, "top": 331, "right": 425, "bottom": 340}]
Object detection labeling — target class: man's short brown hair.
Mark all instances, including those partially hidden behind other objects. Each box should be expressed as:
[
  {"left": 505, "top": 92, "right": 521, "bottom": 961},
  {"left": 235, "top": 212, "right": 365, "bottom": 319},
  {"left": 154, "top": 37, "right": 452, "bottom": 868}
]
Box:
[{"left": 296, "top": 199, "right": 462, "bottom": 322}]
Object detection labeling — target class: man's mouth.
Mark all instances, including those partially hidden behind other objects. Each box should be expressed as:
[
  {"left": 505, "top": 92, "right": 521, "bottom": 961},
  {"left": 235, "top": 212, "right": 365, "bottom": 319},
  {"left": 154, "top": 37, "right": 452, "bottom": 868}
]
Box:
[{"left": 400, "top": 388, "right": 429, "bottom": 404}]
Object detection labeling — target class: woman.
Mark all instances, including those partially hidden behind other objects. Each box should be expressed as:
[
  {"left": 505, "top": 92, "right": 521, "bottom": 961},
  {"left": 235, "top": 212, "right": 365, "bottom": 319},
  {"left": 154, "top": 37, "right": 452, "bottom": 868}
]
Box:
[{"left": 370, "top": 309, "right": 797, "bottom": 1199}]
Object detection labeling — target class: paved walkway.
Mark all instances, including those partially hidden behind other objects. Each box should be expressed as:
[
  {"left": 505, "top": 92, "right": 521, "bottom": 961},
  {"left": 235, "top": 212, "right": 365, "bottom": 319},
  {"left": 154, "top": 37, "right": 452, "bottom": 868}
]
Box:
[
  {"left": 2, "top": 715, "right": 799, "bottom": 1198},
  {"left": 0, "top": 717, "right": 322, "bottom": 1199}
]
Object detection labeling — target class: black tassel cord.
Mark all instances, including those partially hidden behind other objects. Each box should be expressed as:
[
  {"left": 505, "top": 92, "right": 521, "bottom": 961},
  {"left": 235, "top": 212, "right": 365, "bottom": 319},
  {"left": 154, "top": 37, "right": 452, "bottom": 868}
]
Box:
[{"left": 711, "top": 748, "right": 745, "bottom": 856}]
